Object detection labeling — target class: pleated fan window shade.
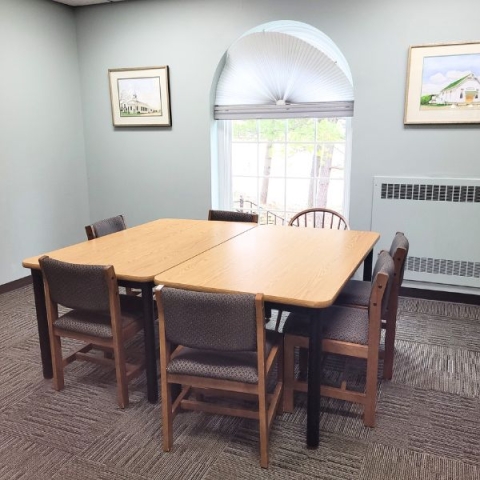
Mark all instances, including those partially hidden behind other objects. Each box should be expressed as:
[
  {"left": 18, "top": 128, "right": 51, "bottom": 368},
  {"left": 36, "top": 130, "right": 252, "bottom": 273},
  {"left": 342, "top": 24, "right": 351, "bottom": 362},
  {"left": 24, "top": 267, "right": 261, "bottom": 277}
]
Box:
[{"left": 214, "top": 22, "right": 354, "bottom": 120}]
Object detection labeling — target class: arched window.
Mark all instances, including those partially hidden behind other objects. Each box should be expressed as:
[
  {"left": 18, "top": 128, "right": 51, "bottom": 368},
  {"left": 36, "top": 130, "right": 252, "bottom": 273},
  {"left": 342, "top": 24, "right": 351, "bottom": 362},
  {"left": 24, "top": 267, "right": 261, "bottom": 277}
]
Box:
[{"left": 212, "top": 21, "right": 354, "bottom": 224}]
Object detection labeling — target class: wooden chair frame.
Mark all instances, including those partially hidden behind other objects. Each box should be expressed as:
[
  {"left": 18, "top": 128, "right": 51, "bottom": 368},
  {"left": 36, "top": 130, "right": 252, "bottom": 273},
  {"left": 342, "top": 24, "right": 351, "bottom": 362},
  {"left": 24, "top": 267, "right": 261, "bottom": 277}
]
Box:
[
  {"left": 155, "top": 287, "right": 283, "bottom": 468},
  {"left": 41, "top": 257, "right": 144, "bottom": 408},
  {"left": 288, "top": 208, "right": 349, "bottom": 230},
  {"left": 335, "top": 244, "right": 407, "bottom": 380},
  {"left": 283, "top": 271, "right": 389, "bottom": 428}
]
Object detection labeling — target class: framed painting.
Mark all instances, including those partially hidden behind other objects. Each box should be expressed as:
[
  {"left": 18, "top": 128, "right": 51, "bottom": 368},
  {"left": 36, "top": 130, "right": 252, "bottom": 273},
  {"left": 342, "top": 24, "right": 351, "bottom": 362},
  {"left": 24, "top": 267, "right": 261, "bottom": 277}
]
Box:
[
  {"left": 108, "top": 66, "right": 171, "bottom": 127},
  {"left": 404, "top": 42, "right": 480, "bottom": 124}
]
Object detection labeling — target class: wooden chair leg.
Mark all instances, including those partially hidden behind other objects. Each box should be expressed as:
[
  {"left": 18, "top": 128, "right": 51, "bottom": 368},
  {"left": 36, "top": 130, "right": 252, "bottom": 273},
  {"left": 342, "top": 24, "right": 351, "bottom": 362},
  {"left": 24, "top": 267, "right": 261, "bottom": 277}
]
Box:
[
  {"left": 276, "top": 344, "right": 284, "bottom": 415},
  {"left": 51, "top": 334, "right": 65, "bottom": 391},
  {"left": 112, "top": 342, "right": 129, "bottom": 409},
  {"left": 364, "top": 349, "right": 380, "bottom": 428},
  {"left": 383, "top": 321, "right": 396, "bottom": 380},
  {"left": 258, "top": 383, "right": 269, "bottom": 468},
  {"left": 162, "top": 381, "right": 173, "bottom": 452},
  {"left": 283, "top": 336, "right": 296, "bottom": 413}
]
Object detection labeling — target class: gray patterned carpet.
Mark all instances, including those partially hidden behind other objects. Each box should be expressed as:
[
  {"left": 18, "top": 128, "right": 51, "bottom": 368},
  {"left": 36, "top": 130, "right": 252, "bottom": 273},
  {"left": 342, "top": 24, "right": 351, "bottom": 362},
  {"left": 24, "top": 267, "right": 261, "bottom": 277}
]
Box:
[{"left": 0, "top": 286, "right": 479, "bottom": 479}]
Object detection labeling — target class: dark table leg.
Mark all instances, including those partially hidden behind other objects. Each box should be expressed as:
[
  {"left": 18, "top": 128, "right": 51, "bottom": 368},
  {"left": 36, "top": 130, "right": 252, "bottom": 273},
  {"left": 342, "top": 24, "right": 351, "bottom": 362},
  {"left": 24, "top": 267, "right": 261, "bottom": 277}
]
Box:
[
  {"left": 307, "top": 309, "right": 323, "bottom": 448},
  {"left": 140, "top": 282, "right": 158, "bottom": 403},
  {"left": 363, "top": 249, "right": 374, "bottom": 282},
  {"left": 31, "top": 269, "right": 53, "bottom": 379}
]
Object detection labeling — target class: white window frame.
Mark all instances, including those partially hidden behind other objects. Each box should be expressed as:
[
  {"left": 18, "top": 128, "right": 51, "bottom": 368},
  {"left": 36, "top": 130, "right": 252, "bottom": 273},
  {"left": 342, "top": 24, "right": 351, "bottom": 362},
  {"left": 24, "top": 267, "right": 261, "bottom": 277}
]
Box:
[{"left": 215, "top": 117, "right": 351, "bottom": 224}]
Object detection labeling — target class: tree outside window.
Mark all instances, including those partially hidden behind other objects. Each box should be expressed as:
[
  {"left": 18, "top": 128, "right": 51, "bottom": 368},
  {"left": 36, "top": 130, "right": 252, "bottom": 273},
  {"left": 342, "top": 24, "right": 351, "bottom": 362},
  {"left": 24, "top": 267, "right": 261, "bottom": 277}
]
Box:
[{"left": 230, "top": 117, "right": 347, "bottom": 224}]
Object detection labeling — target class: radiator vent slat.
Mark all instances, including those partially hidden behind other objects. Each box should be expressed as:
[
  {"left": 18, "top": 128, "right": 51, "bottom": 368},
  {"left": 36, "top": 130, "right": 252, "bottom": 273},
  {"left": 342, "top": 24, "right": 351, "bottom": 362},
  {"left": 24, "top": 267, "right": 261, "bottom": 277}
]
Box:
[
  {"left": 380, "top": 183, "right": 480, "bottom": 202},
  {"left": 406, "top": 257, "right": 480, "bottom": 279}
]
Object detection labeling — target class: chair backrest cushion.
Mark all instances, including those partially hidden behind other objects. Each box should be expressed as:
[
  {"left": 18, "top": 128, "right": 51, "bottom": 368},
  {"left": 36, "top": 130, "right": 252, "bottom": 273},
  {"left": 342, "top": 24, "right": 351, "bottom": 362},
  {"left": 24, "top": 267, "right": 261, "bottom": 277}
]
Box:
[
  {"left": 91, "top": 215, "right": 126, "bottom": 238},
  {"left": 370, "top": 250, "right": 395, "bottom": 317},
  {"left": 39, "top": 256, "right": 111, "bottom": 313},
  {"left": 208, "top": 210, "right": 258, "bottom": 223},
  {"left": 160, "top": 288, "right": 258, "bottom": 352}
]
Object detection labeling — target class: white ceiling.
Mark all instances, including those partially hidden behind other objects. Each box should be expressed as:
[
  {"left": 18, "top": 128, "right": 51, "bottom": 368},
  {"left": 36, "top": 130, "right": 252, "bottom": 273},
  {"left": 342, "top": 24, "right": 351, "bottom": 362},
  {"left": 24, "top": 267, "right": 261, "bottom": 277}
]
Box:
[{"left": 52, "top": 0, "right": 126, "bottom": 6}]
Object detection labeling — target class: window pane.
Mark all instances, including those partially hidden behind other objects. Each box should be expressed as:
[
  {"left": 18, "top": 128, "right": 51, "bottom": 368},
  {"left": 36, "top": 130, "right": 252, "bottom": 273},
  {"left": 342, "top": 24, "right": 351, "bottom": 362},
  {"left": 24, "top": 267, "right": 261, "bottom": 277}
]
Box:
[
  {"left": 326, "top": 178, "right": 345, "bottom": 213},
  {"left": 288, "top": 118, "right": 315, "bottom": 142},
  {"left": 316, "top": 118, "right": 345, "bottom": 142},
  {"left": 233, "top": 119, "right": 257, "bottom": 141},
  {"left": 259, "top": 119, "right": 286, "bottom": 142},
  {"left": 286, "top": 144, "right": 315, "bottom": 178},
  {"left": 285, "top": 178, "right": 312, "bottom": 211},
  {"left": 258, "top": 143, "right": 285, "bottom": 178},
  {"left": 232, "top": 143, "right": 258, "bottom": 176},
  {"left": 232, "top": 176, "right": 258, "bottom": 210},
  {"left": 259, "top": 177, "right": 285, "bottom": 211}
]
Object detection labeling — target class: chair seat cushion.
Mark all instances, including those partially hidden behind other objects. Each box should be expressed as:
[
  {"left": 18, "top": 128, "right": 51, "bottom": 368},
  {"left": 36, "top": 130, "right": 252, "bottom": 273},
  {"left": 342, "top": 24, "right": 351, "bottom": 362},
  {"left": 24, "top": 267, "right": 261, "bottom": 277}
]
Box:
[
  {"left": 54, "top": 295, "right": 143, "bottom": 338},
  {"left": 323, "top": 306, "right": 369, "bottom": 345},
  {"left": 283, "top": 306, "right": 369, "bottom": 345},
  {"left": 335, "top": 280, "right": 370, "bottom": 307},
  {"left": 167, "top": 334, "right": 276, "bottom": 384}
]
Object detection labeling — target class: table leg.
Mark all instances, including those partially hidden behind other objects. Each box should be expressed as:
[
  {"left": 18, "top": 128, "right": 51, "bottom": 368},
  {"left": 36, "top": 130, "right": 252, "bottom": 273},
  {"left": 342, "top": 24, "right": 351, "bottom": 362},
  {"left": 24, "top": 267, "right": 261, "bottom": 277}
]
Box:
[
  {"left": 363, "top": 249, "right": 374, "bottom": 282},
  {"left": 141, "top": 282, "right": 159, "bottom": 403},
  {"left": 31, "top": 269, "right": 53, "bottom": 379},
  {"left": 307, "top": 309, "right": 323, "bottom": 448}
]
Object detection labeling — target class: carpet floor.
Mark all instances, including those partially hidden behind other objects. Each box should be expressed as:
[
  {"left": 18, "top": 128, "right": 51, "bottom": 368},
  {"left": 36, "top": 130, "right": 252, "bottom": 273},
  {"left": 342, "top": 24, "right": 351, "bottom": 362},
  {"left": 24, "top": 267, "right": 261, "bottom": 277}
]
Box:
[{"left": 0, "top": 286, "right": 479, "bottom": 479}]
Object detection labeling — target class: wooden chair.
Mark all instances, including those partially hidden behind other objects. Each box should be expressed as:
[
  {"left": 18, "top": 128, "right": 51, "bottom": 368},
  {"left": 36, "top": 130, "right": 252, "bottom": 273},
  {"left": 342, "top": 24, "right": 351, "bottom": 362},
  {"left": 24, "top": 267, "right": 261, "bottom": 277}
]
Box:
[
  {"left": 335, "top": 232, "right": 409, "bottom": 379},
  {"left": 208, "top": 209, "right": 259, "bottom": 223},
  {"left": 85, "top": 215, "right": 139, "bottom": 296},
  {"left": 271, "top": 207, "right": 350, "bottom": 332},
  {"left": 39, "top": 255, "right": 144, "bottom": 408},
  {"left": 282, "top": 251, "right": 394, "bottom": 427},
  {"left": 288, "top": 207, "right": 349, "bottom": 230},
  {"left": 85, "top": 214, "right": 127, "bottom": 240},
  {"left": 155, "top": 286, "right": 283, "bottom": 468}
]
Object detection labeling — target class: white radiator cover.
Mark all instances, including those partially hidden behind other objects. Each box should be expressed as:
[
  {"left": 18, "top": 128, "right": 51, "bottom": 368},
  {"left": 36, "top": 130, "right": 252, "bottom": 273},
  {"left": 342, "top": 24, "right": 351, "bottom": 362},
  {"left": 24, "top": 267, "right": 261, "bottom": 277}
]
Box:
[{"left": 371, "top": 176, "right": 480, "bottom": 290}]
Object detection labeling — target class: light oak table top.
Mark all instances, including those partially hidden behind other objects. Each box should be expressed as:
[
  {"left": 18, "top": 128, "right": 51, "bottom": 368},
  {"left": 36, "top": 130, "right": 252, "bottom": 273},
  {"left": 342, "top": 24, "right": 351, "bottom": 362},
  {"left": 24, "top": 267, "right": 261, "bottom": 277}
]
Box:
[
  {"left": 154, "top": 225, "right": 380, "bottom": 308},
  {"left": 22, "top": 218, "right": 257, "bottom": 281}
]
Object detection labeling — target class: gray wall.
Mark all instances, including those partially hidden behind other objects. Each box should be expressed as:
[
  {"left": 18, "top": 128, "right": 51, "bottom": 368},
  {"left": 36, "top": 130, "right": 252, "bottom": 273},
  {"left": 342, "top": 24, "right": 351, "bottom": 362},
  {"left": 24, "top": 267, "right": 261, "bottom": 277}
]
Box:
[
  {"left": 2, "top": 0, "right": 479, "bottom": 284},
  {"left": 75, "top": 0, "right": 480, "bottom": 231},
  {"left": 0, "top": 0, "right": 89, "bottom": 284}
]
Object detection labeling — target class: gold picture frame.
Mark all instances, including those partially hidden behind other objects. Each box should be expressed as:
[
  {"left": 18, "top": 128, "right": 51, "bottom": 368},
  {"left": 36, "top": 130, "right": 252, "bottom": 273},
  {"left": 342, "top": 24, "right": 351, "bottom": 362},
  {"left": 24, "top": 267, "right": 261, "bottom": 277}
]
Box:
[
  {"left": 404, "top": 42, "right": 480, "bottom": 124},
  {"left": 108, "top": 66, "right": 171, "bottom": 127}
]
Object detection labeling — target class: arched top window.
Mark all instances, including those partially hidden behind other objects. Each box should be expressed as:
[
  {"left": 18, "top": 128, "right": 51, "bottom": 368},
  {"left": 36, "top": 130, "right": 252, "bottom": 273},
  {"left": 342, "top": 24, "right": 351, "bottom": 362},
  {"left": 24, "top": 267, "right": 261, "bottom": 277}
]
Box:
[
  {"left": 212, "top": 21, "right": 353, "bottom": 225},
  {"left": 214, "top": 20, "right": 353, "bottom": 119}
]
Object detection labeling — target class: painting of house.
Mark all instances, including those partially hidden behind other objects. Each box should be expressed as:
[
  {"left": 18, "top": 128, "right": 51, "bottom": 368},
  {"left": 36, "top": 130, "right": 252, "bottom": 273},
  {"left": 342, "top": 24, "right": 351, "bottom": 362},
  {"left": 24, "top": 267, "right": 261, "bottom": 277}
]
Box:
[
  {"left": 117, "top": 76, "right": 162, "bottom": 117},
  {"left": 120, "top": 93, "right": 158, "bottom": 115},
  {"left": 434, "top": 72, "right": 480, "bottom": 105},
  {"left": 420, "top": 52, "right": 480, "bottom": 109}
]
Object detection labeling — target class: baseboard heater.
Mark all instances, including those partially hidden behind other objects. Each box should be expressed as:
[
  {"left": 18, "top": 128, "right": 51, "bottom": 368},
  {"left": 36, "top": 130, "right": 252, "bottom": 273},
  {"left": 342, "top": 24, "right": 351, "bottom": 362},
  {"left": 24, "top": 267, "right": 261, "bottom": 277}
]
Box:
[{"left": 371, "top": 176, "right": 480, "bottom": 290}]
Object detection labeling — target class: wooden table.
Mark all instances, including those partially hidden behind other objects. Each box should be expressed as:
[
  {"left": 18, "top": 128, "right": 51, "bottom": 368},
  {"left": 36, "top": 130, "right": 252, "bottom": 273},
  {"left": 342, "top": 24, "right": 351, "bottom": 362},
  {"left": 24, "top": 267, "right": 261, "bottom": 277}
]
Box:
[
  {"left": 154, "top": 225, "right": 379, "bottom": 447},
  {"left": 22, "top": 218, "right": 257, "bottom": 403}
]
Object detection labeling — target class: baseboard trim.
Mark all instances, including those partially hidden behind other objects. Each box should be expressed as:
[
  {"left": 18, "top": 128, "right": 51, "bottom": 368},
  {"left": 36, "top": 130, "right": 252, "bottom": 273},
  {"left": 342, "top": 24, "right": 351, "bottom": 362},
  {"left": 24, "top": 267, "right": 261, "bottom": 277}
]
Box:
[
  {"left": 0, "top": 276, "right": 32, "bottom": 295},
  {"left": 401, "top": 286, "right": 480, "bottom": 305}
]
